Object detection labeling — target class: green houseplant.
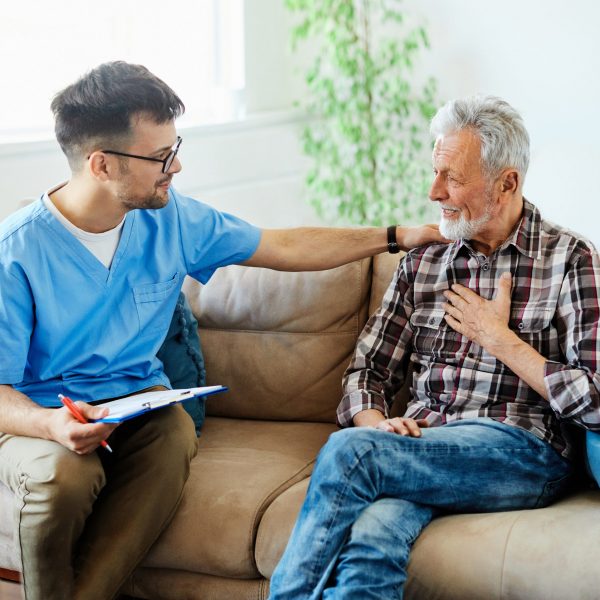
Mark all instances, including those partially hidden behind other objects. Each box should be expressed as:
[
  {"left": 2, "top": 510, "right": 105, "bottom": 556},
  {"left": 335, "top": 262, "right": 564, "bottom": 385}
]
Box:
[{"left": 286, "top": 0, "right": 438, "bottom": 225}]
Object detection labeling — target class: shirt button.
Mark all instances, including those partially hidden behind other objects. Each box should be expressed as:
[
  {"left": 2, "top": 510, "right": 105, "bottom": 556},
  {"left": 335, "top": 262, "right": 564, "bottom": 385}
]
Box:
[
  {"left": 429, "top": 317, "right": 436, "bottom": 325},
  {"left": 482, "top": 263, "right": 490, "bottom": 271},
  {"left": 517, "top": 322, "right": 525, "bottom": 330},
  {"left": 468, "top": 352, "right": 475, "bottom": 359}
]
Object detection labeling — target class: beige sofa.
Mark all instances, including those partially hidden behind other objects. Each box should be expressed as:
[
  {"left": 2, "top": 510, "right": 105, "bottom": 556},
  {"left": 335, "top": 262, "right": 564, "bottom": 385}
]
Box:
[{"left": 2, "top": 253, "right": 600, "bottom": 599}]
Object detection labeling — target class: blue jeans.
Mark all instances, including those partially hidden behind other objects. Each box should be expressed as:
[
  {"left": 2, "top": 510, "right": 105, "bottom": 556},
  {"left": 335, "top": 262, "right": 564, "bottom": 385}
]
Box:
[{"left": 269, "top": 419, "right": 573, "bottom": 600}]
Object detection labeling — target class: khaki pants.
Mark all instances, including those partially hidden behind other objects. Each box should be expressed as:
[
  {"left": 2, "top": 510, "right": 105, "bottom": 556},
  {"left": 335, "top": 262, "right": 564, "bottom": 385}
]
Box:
[{"left": 0, "top": 402, "right": 198, "bottom": 600}]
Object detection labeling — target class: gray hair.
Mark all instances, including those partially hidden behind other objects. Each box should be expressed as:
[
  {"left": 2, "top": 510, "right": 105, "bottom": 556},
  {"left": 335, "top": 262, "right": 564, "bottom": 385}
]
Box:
[{"left": 430, "top": 95, "right": 530, "bottom": 187}]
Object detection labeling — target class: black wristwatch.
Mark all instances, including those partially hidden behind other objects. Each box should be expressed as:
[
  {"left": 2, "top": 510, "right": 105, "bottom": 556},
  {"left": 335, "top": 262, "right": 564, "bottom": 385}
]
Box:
[{"left": 387, "top": 225, "right": 400, "bottom": 254}]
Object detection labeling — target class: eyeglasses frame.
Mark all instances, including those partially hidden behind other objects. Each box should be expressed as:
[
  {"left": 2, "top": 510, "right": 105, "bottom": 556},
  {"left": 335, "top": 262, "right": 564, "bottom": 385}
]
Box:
[{"left": 99, "top": 136, "right": 182, "bottom": 173}]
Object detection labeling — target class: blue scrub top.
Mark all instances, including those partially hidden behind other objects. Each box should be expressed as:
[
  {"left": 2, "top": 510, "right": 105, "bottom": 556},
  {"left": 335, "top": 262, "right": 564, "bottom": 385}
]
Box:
[{"left": 0, "top": 188, "right": 261, "bottom": 407}]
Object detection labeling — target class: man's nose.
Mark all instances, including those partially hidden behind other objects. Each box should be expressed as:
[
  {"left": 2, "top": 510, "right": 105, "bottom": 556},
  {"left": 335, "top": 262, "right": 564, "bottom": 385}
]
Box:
[
  {"left": 169, "top": 155, "right": 182, "bottom": 175},
  {"left": 428, "top": 173, "right": 448, "bottom": 202}
]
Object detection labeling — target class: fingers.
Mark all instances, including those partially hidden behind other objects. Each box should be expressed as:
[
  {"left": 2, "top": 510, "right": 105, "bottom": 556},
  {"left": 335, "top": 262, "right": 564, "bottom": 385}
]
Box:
[
  {"left": 496, "top": 272, "right": 513, "bottom": 303},
  {"left": 442, "top": 301, "right": 462, "bottom": 320},
  {"left": 68, "top": 423, "right": 116, "bottom": 455},
  {"left": 377, "top": 417, "right": 425, "bottom": 437},
  {"left": 449, "top": 283, "right": 478, "bottom": 302},
  {"left": 76, "top": 401, "right": 109, "bottom": 421},
  {"left": 374, "top": 421, "right": 395, "bottom": 433},
  {"left": 443, "top": 290, "right": 470, "bottom": 312},
  {"left": 444, "top": 313, "right": 462, "bottom": 333}
]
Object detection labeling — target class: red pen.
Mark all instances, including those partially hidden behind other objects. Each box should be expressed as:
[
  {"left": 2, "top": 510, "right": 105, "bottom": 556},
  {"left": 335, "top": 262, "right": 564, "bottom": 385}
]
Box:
[{"left": 58, "top": 394, "right": 113, "bottom": 453}]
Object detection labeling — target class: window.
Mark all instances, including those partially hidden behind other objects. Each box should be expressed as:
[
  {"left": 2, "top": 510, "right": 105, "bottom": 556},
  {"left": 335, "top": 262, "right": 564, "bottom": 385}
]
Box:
[{"left": 0, "top": 0, "right": 245, "bottom": 142}]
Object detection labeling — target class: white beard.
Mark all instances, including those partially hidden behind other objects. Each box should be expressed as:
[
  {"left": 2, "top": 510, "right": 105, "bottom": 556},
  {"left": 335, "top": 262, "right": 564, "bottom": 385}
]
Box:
[{"left": 439, "top": 204, "right": 493, "bottom": 240}]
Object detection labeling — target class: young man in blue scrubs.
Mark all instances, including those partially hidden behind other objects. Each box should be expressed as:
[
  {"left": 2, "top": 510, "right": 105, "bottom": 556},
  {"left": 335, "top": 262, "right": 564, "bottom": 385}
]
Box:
[{"left": 0, "top": 62, "right": 442, "bottom": 600}]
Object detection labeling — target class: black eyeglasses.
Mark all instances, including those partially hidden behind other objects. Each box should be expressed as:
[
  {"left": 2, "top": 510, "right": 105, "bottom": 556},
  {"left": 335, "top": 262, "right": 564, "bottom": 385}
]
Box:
[{"left": 100, "top": 136, "right": 182, "bottom": 173}]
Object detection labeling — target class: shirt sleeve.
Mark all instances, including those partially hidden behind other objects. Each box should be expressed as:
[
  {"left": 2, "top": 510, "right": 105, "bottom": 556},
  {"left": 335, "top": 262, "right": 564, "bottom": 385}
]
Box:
[
  {"left": 544, "top": 246, "right": 600, "bottom": 429},
  {"left": 0, "top": 263, "right": 33, "bottom": 384},
  {"left": 174, "top": 192, "right": 262, "bottom": 284},
  {"left": 337, "top": 256, "right": 415, "bottom": 427}
]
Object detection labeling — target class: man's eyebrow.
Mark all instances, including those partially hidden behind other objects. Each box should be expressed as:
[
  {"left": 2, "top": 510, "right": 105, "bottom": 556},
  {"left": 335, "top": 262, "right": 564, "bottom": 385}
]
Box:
[{"left": 151, "top": 142, "right": 176, "bottom": 156}]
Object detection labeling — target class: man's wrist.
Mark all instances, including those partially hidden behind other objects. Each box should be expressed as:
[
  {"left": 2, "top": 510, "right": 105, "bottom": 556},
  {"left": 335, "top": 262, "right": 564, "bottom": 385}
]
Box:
[
  {"left": 352, "top": 409, "right": 387, "bottom": 427},
  {"left": 387, "top": 225, "right": 401, "bottom": 254},
  {"left": 485, "top": 327, "right": 523, "bottom": 359}
]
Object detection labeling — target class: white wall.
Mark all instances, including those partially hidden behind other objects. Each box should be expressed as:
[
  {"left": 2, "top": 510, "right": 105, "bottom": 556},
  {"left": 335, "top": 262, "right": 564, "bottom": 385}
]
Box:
[
  {"left": 0, "top": 112, "right": 313, "bottom": 228},
  {"left": 404, "top": 0, "right": 600, "bottom": 246},
  {"left": 246, "top": 0, "right": 600, "bottom": 244},
  {"left": 1, "top": 0, "right": 598, "bottom": 244}
]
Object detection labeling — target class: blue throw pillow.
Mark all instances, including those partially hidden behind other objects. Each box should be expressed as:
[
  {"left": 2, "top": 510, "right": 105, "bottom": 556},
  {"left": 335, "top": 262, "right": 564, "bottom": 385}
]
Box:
[
  {"left": 157, "top": 292, "right": 206, "bottom": 435},
  {"left": 586, "top": 431, "right": 600, "bottom": 487}
]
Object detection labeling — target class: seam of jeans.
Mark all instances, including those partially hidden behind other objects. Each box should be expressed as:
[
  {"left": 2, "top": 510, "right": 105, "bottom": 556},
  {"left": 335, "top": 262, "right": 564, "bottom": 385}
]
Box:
[
  {"left": 371, "top": 435, "right": 547, "bottom": 455},
  {"left": 310, "top": 440, "right": 379, "bottom": 589}
]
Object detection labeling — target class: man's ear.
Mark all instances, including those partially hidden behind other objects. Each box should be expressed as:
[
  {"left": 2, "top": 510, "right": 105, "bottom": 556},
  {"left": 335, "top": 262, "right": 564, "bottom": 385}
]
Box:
[
  {"left": 87, "top": 151, "right": 111, "bottom": 181},
  {"left": 500, "top": 169, "right": 519, "bottom": 195}
]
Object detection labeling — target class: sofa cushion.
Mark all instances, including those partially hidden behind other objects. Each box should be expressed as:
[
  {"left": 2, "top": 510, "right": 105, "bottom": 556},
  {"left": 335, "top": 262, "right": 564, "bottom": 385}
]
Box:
[
  {"left": 183, "top": 260, "right": 371, "bottom": 422},
  {"left": 405, "top": 491, "right": 600, "bottom": 600},
  {"left": 255, "top": 477, "right": 309, "bottom": 578},
  {"left": 126, "top": 568, "right": 268, "bottom": 600},
  {"left": 140, "top": 416, "right": 337, "bottom": 578}
]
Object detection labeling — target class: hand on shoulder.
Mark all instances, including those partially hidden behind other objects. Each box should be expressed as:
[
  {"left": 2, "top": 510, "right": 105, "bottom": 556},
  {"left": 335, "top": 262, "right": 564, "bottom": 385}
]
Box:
[{"left": 397, "top": 224, "right": 449, "bottom": 251}]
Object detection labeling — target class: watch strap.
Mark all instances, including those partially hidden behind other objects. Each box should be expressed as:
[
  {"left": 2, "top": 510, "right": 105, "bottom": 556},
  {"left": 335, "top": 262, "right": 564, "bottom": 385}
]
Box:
[{"left": 387, "top": 225, "right": 400, "bottom": 254}]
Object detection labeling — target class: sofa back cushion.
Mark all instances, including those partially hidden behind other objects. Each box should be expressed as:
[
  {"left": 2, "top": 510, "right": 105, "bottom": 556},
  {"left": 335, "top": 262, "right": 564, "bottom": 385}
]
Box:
[{"left": 183, "top": 259, "right": 372, "bottom": 422}]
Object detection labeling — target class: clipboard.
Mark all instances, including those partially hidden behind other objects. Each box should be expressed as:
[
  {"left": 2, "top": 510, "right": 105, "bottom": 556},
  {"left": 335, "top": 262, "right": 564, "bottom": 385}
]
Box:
[{"left": 91, "top": 385, "right": 227, "bottom": 423}]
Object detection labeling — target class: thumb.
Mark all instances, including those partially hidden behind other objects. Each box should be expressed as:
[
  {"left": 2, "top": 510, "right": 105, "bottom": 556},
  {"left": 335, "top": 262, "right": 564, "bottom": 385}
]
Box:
[
  {"left": 496, "top": 272, "right": 512, "bottom": 302},
  {"left": 77, "top": 402, "right": 109, "bottom": 421}
]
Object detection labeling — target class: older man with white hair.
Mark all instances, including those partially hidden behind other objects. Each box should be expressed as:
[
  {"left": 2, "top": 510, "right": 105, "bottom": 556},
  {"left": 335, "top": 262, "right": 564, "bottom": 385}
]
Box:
[{"left": 269, "top": 95, "right": 600, "bottom": 600}]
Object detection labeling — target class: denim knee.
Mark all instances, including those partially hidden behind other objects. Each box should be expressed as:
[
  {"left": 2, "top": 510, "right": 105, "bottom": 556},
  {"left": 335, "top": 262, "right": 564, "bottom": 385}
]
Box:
[{"left": 317, "top": 428, "right": 381, "bottom": 473}]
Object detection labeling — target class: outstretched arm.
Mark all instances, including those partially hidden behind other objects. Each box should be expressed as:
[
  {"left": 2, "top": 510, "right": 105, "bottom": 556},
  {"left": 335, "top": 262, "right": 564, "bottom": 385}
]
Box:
[{"left": 243, "top": 224, "right": 445, "bottom": 271}]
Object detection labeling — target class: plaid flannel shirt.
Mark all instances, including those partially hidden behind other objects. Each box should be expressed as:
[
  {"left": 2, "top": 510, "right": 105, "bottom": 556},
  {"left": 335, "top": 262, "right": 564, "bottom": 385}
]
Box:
[{"left": 338, "top": 200, "right": 600, "bottom": 458}]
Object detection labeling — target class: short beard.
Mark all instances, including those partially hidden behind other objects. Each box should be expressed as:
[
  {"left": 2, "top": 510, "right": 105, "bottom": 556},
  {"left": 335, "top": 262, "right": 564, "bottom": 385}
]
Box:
[
  {"left": 120, "top": 191, "right": 167, "bottom": 211},
  {"left": 117, "top": 159, "right": 170, "bottom": 210},
  {"left": 439, "top": 194, "right": 494, "bottom": 241}
]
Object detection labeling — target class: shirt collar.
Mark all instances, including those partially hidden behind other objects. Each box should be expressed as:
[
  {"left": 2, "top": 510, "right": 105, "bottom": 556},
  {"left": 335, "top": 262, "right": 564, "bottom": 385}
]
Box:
[
  {"left": 503, "top": 199, "right": 542, "bottom": 259},
  {"left": 444, "top": 198, "right": 542, "bottom": 264}
]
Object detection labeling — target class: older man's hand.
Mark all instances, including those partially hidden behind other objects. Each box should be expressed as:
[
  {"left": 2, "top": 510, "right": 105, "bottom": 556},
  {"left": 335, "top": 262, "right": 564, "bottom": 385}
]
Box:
[
  {"left": 375, "top": 417, "right": 430, "bottom": 437},
  {"left": 442, "top": 272, "right": 513, "bottom": 351},
  {"left": 397, "top": 224, "right": 449, "bottom": 251}
]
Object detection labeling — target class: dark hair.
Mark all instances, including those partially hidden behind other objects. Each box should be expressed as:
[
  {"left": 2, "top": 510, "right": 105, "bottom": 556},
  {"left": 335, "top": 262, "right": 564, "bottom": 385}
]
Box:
[{"left": 51, "top": 61, "right": 185, "bottom": 169}]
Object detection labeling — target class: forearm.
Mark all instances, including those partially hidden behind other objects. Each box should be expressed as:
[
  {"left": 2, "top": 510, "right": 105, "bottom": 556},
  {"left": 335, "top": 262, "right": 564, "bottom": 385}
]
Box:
[
  {"left": 0, "top": 384, "right": 52, "bottom": 438},
  {"left": 486, "top": 332, "right": 549, "bottom": 400},
  {"left": 248, "top": 227, "right": 389, "bottom": 271},
  {"left": 243, "top": 225, "right": 440, "bottom": 271}
]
